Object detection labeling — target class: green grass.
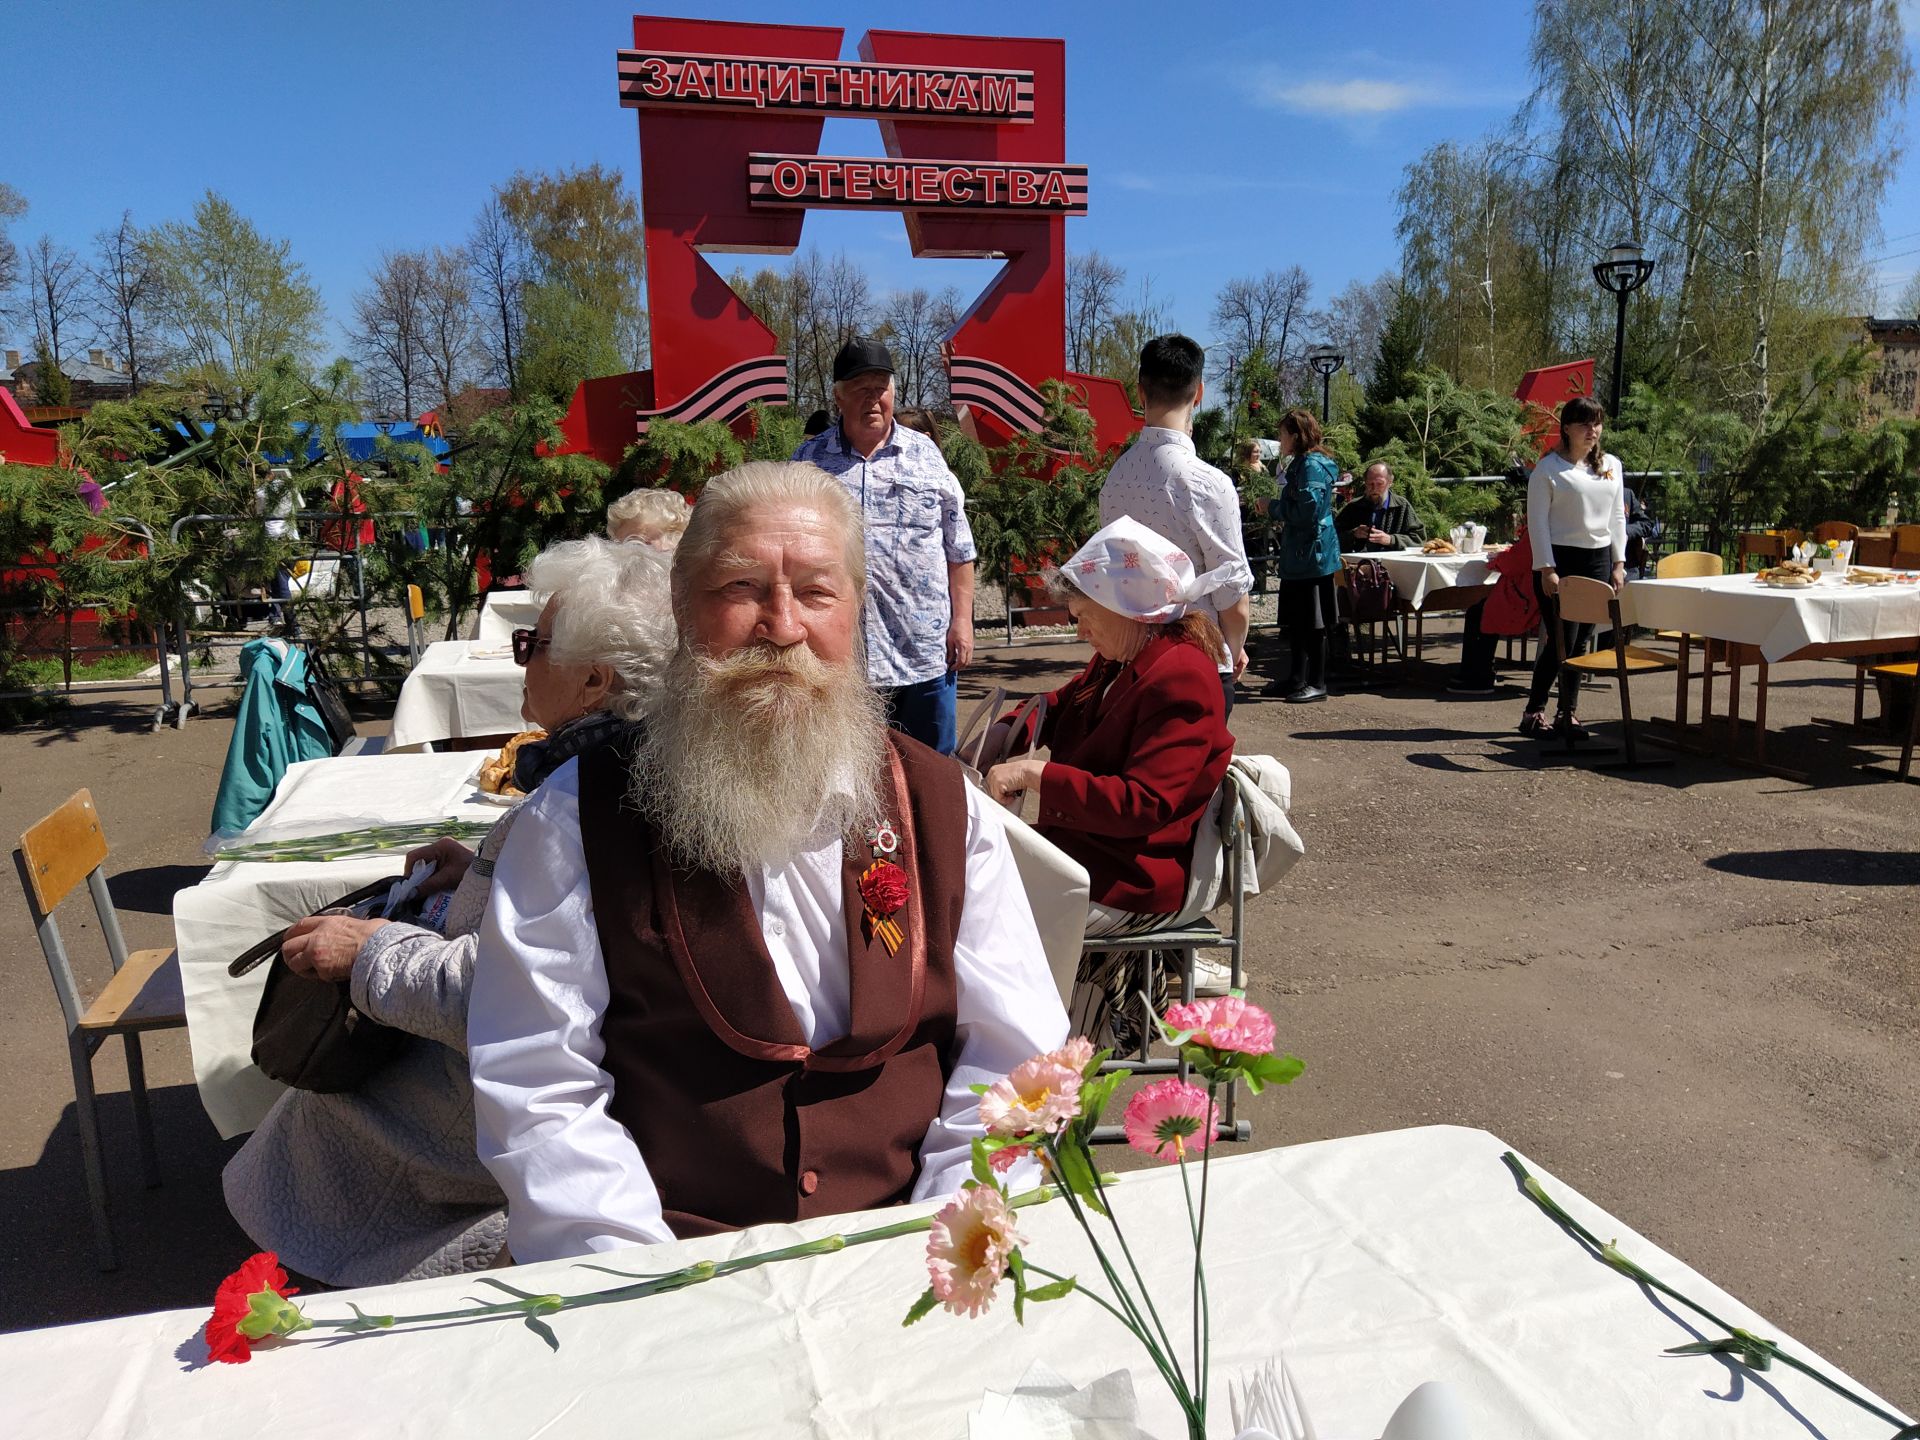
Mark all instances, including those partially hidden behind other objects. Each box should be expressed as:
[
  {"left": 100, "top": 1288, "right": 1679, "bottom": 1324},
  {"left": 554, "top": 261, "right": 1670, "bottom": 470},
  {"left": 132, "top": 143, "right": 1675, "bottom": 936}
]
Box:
[{"left": 3, "top": 650, "right": 161, "bottom": 688}]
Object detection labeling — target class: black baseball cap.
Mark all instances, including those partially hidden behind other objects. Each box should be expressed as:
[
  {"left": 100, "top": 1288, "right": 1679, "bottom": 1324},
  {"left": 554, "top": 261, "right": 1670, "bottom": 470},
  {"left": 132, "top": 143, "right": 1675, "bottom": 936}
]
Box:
[{"left": 832, "top": 337, "right": 894, "bottom": 384}]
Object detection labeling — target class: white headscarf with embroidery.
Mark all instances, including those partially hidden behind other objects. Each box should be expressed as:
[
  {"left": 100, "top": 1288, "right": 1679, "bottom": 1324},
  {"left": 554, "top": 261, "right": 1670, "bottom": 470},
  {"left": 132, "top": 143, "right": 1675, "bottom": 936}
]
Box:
[{"left": 1059, "top": 515, "right": 1237, "bottom": 624}]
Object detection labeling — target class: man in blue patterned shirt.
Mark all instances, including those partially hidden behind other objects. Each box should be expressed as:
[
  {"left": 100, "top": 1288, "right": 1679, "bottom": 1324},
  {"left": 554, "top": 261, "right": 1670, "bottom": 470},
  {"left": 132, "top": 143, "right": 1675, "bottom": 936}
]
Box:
[{"left": 792, "top": 338, "right": 976, "bottom": 754}]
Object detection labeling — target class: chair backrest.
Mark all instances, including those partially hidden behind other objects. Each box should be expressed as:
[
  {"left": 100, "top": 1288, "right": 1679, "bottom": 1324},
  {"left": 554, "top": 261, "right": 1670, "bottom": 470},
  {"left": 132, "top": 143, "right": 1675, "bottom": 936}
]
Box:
[
  {"left": 16, "top": 789, "right": 132, "bottom": 1032},
  {"left": 1893, "top": 524, "right": 1920, "bottom": 554},
  {"left": 406, "top": 583, "right": 426, "bottom": 623},
  {"left": 1812, "top": 520, "right": 1858, "bottom": 543},
  {"left": 1657, "top": 550, "right": 1723, "bottom": 579},
  {"left": 953, "top": 686, "right": 1008, "bottom": 772},
  {"left": 1894, "top": 549, "right": 1920, "bottom": 570},
  {"left": 1855, "top": 534, "right": 1895, "bottom": 567},
  {"left": 1556, "top": 575, "right": 1616, "bottom": 627},
  {"left": 1736, "top": 532, "right": 1784, "bottom": 569},
  {"left": 19, "top": 789, "right": 107, "bottom": 917}
]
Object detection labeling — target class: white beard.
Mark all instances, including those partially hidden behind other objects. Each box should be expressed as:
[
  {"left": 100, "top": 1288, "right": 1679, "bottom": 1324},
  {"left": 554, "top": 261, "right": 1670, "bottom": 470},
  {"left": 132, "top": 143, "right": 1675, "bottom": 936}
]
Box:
[{"left": 630, "top": 641, "right": 888, "bottom": 875}]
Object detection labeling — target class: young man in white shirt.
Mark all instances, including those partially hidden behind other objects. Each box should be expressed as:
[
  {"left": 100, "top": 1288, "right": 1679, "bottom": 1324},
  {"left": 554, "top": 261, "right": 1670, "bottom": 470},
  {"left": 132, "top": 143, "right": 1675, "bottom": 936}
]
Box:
[{"left": 1098, "top": 335, "right": 1253, "bottom": 716}]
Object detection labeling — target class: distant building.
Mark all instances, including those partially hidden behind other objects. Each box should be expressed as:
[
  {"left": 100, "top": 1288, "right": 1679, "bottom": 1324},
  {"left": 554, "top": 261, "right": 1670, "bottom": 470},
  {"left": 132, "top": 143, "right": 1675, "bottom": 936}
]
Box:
[
  {"left": 0, "top": 348, "right": 135, "bottom": 418},
  {"left": 1861, "top": 319, "right": 1920, "bottom": 424}
]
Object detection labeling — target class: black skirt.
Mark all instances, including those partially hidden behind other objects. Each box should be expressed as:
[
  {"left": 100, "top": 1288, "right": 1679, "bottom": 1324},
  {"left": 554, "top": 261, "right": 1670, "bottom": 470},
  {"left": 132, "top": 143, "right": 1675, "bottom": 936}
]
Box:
[{"left": 1278, "top": 572, "right": 1338, "bottom": 631}]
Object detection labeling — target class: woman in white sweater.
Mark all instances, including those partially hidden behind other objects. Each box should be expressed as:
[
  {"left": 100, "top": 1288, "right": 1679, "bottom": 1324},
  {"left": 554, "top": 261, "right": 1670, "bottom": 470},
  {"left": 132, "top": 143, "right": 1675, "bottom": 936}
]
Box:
[{"left": 1519, "top": 396, "right": 1626, "bottom": 738}]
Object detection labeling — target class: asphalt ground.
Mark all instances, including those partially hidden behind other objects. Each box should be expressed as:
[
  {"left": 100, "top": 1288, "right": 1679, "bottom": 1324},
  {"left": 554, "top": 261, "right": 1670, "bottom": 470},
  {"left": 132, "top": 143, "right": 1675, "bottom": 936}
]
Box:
[{"left": 0, "top": 617, "right": 1914, "bottom": 1418}]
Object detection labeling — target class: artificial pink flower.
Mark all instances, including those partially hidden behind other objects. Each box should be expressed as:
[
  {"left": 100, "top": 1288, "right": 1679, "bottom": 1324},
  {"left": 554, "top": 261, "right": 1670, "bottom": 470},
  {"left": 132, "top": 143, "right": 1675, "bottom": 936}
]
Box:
[
  {"left": 927, "top": 1185, "right": 1024, "bottom": 1317},
  {"left": 1164, "top": 995, "right": 1276, "bottom": 1056},
  {"left": 1044, "top": 1036, "right": 1098, "bottom": 1073},
  {"left": 978, "top": 1054, "right": 1084, "bottom": 1137},
  {"left": 1122, "top": 1079, "right": 1219, "bottom": 1162},
  {"left": 988, "top": 1141, "right": 1034, "bottom": 1174}
]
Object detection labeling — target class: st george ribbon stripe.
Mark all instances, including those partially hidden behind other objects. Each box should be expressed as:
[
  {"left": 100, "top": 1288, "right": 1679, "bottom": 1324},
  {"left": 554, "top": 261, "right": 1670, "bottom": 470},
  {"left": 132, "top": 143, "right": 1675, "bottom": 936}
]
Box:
[
  {"left": 636, "top": 356, "right": 790, "bottom": 434},
  {"left": 948, "top": 355, "right": 1046, "bottom": 434}
]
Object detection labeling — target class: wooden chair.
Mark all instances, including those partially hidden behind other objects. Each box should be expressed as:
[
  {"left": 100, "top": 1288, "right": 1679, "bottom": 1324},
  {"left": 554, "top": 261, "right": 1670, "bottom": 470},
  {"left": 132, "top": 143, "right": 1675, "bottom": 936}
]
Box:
[
  {"left": 1854, "top": 534, "right": 1895, "bottom": 567},
  {"left": 1545, "top": 577, "right": 1677, "bottom": 769},
  {"left": 1653, "top": 550, "right": 1725, "bottom": 729},
  {"left": 1892, "top": 524, "right": 1920, "bottom": 555},
  {"left": 14, "top": 790, "right": 185, "bottom": 1271},
  {"left": 1735, "top": 532, "right": 1786, "bottom": 572},
  {"left": 1811, "top": 520, "right": 1859, "bottom": 544},
  {"left": 1865, "top": 641, "right": 1920, "bottom": 781}
]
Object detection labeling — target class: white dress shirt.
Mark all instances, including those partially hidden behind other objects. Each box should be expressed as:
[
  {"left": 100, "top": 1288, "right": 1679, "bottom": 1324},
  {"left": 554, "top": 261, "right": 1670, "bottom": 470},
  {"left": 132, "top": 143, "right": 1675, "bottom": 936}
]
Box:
[
  {"left": 1099, "top": 427, "right": 1254, "bottom": 672},
  {"left": 468, "top": 758, "right": 1070, "bottom": 1263}
]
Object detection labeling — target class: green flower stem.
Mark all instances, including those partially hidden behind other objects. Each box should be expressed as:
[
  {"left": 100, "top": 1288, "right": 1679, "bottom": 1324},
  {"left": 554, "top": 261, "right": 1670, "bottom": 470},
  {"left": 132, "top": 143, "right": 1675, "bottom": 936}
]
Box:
[
  {"left": 293, "top": 1182, "right": 1068, "bottom": 1344},
  {"left": 1087, "top": 1160, "right": 1188, "bottom": 1389},
  {"left": 1044, "top": 1139, "right": 1194, "bottom": 1413},
  {"left": 1504, "top": 1152, "right": 1917, "bottom": 1436},
  {"left": 1022, "top": 1261, "right": 1204, "bottom": 1435},
  {"left": 1194, "top": 1080, "right": 1218, "bottom": 1421}
]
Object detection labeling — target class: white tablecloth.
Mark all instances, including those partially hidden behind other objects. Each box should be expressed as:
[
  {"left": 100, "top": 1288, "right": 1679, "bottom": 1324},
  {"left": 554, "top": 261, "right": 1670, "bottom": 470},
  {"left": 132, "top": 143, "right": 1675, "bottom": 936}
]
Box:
[
  {"left": 174, "top": 751, "right": 503, "bottom": 1138},
  {"left": 472, "top": 590, "right": 543, "bottom": 644},
  {"left": 1344, "top": 550, "right": 1494, "bottom": 609},
  {"left": 389, "top": 639, "right": 527, "bottom": 751},
  {"left": 3, "top": 1127, "right": 1905, "bottom": 1439},
  {"left": 1625, "top": 573, "right": 1920, "bottom": 662}
]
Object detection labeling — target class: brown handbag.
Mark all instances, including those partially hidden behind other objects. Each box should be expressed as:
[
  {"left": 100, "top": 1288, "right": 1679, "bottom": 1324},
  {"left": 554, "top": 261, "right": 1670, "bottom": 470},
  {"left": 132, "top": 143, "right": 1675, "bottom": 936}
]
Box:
[{"left": 226, "top": 879, "right": 411, "bottom": 1093}]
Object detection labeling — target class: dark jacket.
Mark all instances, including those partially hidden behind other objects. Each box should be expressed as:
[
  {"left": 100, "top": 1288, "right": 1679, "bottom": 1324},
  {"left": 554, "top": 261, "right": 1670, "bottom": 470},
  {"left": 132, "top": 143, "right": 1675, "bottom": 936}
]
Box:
[
  {"left": 1270, "top": 451, "right": 1342, "bottom": 580},
  {"left": 1335, "top": 492, "right": 1426, "bottom": 552}
]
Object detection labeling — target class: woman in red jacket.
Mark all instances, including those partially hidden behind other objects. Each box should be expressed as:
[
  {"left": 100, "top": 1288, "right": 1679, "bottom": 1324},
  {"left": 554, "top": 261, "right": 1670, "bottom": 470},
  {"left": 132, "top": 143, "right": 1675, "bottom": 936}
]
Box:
[{"left": 986, "top": 517, "right": 1236, "bottom": 1028}]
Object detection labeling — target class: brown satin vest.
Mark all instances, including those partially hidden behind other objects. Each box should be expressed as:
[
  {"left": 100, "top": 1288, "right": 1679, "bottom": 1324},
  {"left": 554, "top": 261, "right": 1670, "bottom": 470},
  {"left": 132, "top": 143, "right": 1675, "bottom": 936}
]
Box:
[{"left": 577, "top": 731, "right": 968, "bottom": 1239}]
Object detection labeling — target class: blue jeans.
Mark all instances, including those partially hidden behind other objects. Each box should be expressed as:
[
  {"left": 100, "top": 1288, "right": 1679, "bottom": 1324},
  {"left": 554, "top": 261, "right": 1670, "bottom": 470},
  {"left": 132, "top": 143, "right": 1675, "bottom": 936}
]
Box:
[{"left": 881, "top": 672, "right": 957, "bottom": 754}]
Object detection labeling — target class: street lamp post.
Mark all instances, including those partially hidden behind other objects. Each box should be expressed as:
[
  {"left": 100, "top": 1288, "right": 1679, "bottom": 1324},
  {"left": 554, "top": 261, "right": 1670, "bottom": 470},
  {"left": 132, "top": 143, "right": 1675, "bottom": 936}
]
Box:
[
  {"left": 1307, "top": 349, "right": 1344, "bottom": 425},
  {"left": 1592, "top": 240, "right": 1654, "bottom": 417}
]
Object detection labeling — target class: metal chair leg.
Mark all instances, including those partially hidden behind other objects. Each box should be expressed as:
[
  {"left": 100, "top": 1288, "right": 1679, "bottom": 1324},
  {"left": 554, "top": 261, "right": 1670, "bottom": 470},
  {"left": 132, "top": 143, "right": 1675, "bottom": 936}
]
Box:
[
  {"left": 124, "top": 1032, "right": 162, "bottom": 1188},
  {"left": 68, "top": 1038, "right": 118, "bottom": 1271}
]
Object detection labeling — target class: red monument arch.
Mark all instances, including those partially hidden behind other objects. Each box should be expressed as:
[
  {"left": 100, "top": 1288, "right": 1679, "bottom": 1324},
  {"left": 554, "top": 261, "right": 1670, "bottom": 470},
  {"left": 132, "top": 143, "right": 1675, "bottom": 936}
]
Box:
[{"left": 554, "top": 15, "right": 1139, "bottom": 464}]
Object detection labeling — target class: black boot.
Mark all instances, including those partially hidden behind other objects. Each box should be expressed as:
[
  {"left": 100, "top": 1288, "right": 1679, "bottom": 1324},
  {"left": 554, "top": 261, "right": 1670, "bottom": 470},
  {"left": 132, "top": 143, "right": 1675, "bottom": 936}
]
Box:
[{"left": 1285, "top": 631, "right": 1330, "bottom": 703}]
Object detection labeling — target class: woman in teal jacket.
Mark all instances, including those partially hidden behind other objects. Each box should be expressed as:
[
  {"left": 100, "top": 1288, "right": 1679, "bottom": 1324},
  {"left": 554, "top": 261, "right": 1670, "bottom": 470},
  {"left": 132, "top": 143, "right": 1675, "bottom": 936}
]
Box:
[{"left": 1263, "top": 407, "right": 1342, "bottom": 702}]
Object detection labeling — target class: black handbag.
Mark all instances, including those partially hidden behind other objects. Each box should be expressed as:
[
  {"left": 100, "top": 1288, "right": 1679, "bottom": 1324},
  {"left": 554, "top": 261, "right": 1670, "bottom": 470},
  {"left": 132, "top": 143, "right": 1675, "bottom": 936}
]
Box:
[
  {"left": 227, "top": 879, "right": 411, "bottom": 1093},
  {"left": 301, "top": 643, "right": 359, "bottom": 755}
]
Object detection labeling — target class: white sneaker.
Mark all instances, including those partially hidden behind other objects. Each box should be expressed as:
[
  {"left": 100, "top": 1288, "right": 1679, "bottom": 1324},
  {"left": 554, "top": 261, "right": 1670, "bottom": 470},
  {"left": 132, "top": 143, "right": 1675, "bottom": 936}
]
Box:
[{"left": 1193, "top": 957, "right": 1237, "bottom": 997}]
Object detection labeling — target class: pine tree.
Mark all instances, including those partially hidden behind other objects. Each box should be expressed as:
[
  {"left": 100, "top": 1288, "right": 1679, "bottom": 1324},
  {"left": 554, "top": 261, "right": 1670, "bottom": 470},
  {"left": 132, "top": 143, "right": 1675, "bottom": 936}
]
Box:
[{"left": 1357, "top": 286, "right": 1422, "bottom": 453}]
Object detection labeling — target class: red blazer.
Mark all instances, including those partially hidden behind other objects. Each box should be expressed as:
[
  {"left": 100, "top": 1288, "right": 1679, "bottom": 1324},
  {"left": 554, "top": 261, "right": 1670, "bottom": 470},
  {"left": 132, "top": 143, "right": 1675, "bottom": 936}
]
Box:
[
  {"left": 1031, "top": 633, "right": 1234, "bottom": 914},
  {"left": 1480, "top": 530, "right": 1540, "bottom": 637}
]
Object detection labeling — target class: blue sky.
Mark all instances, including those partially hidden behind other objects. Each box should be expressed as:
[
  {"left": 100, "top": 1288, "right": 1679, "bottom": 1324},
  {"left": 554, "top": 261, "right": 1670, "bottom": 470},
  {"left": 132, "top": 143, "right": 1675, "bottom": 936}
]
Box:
[{"left": 5, "top": 0, "right": 1918, "bottom": 364}]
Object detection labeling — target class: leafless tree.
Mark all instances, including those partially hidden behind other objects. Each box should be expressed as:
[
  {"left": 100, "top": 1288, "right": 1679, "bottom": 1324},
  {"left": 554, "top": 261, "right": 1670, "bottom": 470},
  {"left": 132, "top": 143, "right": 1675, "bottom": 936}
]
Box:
[
  {"left": 0, "top": 184, "right": 24, "bottom": 334},
  {"left": 350, "top": 250, "right": 431, "bottom": 416},
  {"left": 87, "top": 211, "right": 160, "bottom": 391},
  {"left": 1210, "top": 267, "right": 1314, "bottom": 389},
  {"left": 467, "top": 195, "right": 529, "bottom": 394},
  {"left": 1315, "top": 272, "right": 1399, "bottom": 387},
  {"left": 1064, "top": 251, "right": 1126, "bottom": 373},
  {"left": 27, "top": 233, "right": 85, "bottom": 368},
  {"left": 879, "top": 285, "right": 962, "bottom": 407},
  {"left": 418, "top": 245, "right": 476, "bottom": 410}
]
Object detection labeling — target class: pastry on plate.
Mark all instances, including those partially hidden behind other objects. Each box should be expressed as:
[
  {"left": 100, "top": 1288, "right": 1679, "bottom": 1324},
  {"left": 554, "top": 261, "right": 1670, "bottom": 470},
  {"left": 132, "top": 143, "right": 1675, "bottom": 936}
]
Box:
[{"left": 477, "top": 729, "right": 547, "bottom": 794}]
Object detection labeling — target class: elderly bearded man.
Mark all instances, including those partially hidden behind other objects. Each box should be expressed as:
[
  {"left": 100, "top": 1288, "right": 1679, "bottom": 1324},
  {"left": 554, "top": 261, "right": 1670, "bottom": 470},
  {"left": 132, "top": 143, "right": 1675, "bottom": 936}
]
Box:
[
  {"left": 468, "top": 461, "right": 1068, "bottom": 1261},
  {"left": 793, "top": 337, "right": 977, "bottom": 754}
]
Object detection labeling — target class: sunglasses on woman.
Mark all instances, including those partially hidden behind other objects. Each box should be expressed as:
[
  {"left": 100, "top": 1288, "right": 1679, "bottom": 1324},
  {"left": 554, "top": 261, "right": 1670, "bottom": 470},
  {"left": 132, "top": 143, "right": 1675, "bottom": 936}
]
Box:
[{"left": 511, "top": 628, "right": 552, "bottom": 666}]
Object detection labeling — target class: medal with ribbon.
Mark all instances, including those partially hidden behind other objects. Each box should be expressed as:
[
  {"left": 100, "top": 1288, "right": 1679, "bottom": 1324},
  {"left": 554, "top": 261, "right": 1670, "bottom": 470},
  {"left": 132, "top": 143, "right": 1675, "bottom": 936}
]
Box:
[{"left": 858, "top": 820, "right": 908, "bottom": 955}]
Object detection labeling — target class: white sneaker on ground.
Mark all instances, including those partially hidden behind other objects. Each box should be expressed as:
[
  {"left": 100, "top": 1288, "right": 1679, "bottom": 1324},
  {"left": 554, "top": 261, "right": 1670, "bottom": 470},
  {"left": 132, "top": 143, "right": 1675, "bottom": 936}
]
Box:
[{"left": 1193, "top": 957, "right": 1237, "bottom": 997}]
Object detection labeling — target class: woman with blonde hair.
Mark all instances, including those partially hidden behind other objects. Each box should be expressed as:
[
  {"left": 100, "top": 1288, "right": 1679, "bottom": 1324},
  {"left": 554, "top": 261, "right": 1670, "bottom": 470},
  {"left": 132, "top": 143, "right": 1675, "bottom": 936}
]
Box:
[{"left": 606, "top": 487, "right": 690, "bottom": 550}]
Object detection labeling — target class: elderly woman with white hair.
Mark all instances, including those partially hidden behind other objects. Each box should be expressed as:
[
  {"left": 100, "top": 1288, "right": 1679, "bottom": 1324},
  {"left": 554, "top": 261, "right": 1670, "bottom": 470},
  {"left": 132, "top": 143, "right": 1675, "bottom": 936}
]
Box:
[
  {"left": 606, "top": 486, "right": 690, "bottom": 550},
  {"left": 221, "top": 536, "right": 674, "bottom": 1286},
  {"left": 985, "top": 517, "right": 1236, "bottom": 1035}
]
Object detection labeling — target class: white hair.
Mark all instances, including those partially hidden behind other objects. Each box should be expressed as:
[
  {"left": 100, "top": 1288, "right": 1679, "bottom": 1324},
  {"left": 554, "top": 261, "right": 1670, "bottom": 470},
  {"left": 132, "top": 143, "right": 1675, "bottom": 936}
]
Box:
[
  {"left": 524, "top": 536, "right": 676, "bottom": 720},
  {"left": 606, "top": 487, "right": 690, "bottom": 541},
  {"left": 672, "top": 460, "right": 865, "bottom": 629}
]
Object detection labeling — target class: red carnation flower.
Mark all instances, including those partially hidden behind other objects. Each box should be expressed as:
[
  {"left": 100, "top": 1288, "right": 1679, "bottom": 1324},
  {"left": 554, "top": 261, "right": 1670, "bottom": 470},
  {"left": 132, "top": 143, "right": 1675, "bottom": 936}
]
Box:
[
  {"left": 204, "top": 1252, "right": 299, "bottom": 1364},
  {"left": 860, "top": 860, "right": 909, "bottom": 917}
]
